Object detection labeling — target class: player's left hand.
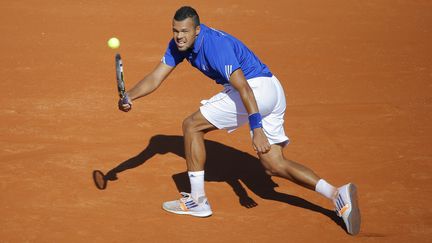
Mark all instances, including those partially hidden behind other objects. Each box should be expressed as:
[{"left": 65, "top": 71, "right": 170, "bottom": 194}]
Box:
[{"left": 252, "top": 128, "right": 271, "bottom": 154}]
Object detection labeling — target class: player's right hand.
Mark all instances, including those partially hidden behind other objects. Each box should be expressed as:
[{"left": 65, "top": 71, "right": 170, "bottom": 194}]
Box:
[
  {"left": 252, "top": 128, "right": 271, "bottom": 154},
  {"left": 118, "top": 93, "right": 132, "bottom": 112}
]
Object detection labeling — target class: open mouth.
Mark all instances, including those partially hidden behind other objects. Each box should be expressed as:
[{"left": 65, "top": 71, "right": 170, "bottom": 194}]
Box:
[{"left": 176, "top": 39, "right": 186, "bottom": 48}]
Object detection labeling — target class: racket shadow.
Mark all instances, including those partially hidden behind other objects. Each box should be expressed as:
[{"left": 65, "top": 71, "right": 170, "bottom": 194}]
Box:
[{"left": 96, "top": 134, "right": 344, "bottom": 229}]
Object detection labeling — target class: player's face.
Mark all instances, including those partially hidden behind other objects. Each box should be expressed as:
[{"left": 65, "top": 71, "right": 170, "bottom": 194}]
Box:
[{"left": 172, "top": 18, "right": 200, "bottom": 52}]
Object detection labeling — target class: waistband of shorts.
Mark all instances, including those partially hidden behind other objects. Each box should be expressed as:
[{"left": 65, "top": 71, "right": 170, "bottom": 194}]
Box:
[{"left": 223, "top": 75, "right": 276, "bottom": 86}]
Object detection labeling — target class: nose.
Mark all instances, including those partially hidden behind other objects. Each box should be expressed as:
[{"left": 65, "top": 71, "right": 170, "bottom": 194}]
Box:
[{"left": 177, "top": 32, "right": 185, "bottom": 39}]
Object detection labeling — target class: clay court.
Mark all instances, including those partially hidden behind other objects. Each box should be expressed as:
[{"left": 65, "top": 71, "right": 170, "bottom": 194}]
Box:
[{"left": 1, "top": 0, "right": 431, "bottom": 242}]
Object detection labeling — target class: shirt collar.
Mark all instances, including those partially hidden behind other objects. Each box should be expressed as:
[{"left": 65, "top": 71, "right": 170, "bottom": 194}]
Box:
[{"left": 192, "top": 24, "right": 206, "bottom": 53}]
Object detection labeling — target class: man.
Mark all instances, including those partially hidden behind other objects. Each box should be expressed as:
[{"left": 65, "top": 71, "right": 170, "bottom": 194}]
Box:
[{"left": 119, "top": 6, "right": 361, "bottom": 235}]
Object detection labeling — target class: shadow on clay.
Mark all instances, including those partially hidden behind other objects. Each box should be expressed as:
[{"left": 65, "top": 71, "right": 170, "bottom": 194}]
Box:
[{"left": 93, "top": 134, "right": 345, "bottom": 230}]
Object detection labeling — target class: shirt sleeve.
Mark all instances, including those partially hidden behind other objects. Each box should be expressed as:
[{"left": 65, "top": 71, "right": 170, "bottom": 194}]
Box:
[
  {"left": 206, "top": 38, "right": 241, "bottom": 82},
  {"left": 161, "top": 39, "right": 185, "bottom": 67}
]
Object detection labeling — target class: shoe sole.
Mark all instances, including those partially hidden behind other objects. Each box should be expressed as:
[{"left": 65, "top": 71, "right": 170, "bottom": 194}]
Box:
[
  {"left": 347, "top": 183, "right": 361, "bottom": 235},
  {"left": 162, "top": 206, "right": 212, "bottom": 218}
]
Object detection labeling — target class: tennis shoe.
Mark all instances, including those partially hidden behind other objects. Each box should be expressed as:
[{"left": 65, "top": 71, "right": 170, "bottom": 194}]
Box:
[
  {"left": 162, "top": 192, "right": 212, "bottom": 217},
  {"left": 334, "top": 183, "right": 361, "bottom": 235}
]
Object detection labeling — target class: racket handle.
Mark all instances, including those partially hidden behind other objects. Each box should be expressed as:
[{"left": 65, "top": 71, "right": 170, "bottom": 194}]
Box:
[{"left": 121, "top": 93, "right": 130, "bottom": 105}]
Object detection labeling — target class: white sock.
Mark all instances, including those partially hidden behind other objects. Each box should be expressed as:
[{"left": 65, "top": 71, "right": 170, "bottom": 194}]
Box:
[
  {"left": 315, "top": 179, "right": 337, "bottom": 200},
  {"left": 188, "top": 170, "right": 205, "bottom": 199}
]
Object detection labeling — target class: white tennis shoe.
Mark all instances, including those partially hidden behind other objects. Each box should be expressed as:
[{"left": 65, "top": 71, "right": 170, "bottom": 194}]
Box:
[
  {"left": 162, "top": 192, "right": 212, "bottom": 218},
  {"left": 334, "top": 183, "right": 361, "bottom": 235}
]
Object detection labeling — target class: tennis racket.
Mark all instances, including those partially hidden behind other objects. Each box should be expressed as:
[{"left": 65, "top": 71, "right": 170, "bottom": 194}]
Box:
[{"left": 115, "top": 53, "right": 129, "bottom": 105}]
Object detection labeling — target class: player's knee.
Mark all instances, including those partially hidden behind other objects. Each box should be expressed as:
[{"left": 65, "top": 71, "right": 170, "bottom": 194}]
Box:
[
  {"left": 182, "top": 115, "right": 200, "bottom": 134},
  {"left": 265, "top": 164, "right": 285, "bottom": 177},
  {"left": 260, "top": 155, "right": 286, "bottom": 177},
  {"left": 265, "top": 169, "right": 275, "bottom": 176},
  {"left": 182, "top": 116, "right": 193, "bottom": 133}
]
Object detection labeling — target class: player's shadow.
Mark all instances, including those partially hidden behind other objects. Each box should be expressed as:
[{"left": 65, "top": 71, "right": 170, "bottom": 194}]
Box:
[{"left": 99, "top": 134, "right": 344, "bottom": 229}]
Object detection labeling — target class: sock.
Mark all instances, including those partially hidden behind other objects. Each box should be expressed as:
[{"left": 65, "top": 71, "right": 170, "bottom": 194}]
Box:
[
  {"left": 315, "top": 179, "right": 337, "bottom": 200},
  {"left": 188, "top": 170, "right": 205, "bottom": 199}
]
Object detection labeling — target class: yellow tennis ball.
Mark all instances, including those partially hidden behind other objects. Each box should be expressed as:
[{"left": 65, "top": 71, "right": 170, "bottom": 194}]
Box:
[{"left": 107, "top": 37, "right": 120, "bottom": 49}]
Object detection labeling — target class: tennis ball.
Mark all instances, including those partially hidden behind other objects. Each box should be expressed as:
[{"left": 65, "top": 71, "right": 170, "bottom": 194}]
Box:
[{"left": 107, "top": 37, "right": 120, "bottom": 49}]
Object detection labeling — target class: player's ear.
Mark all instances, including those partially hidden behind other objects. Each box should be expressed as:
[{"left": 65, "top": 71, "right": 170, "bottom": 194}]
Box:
[{"left": 195, "top": 25, "right": 201, "bottom": 36}]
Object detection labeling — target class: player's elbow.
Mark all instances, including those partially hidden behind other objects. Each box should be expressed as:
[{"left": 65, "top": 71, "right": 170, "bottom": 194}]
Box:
[{"left": 143, "top": 74, "right": 163, "bottom": 92}]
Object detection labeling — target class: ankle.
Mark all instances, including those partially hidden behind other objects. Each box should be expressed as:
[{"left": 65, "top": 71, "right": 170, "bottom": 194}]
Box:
[
  {"left": 315, "top": 179, "right": 337, "bottom": 200},
  {"left": 189, "top": 170, "right": 206, "bottom": 199}
]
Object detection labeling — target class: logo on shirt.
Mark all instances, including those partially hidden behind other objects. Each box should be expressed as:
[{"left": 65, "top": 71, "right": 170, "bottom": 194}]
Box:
[
  {"left": 225, "top": 65, "right": 233, "bottom": 80},
  {"left": 202, "top": 64, "right": 208, "bottom": 71}
]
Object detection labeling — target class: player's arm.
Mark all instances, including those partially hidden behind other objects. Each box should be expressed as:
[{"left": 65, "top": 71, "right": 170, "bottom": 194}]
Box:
[
  {"left": 119, "top": 62, "right": 174, "bottom": 111},
  {"left": 229, "top": 69, "right": 271, "bottom": 153},
  {"left": 127, "top": 62, "right": 174, "bottom": 100}
]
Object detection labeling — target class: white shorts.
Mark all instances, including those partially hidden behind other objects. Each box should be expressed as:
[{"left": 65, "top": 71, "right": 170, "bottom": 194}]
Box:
[{"left": 200, "top": 75, "right": 289, "bottom": 146}]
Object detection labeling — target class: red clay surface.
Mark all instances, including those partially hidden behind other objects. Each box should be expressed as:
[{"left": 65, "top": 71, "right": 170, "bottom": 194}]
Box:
[{"left": 1, "top": 1, "right": 431, "bottom": 242}]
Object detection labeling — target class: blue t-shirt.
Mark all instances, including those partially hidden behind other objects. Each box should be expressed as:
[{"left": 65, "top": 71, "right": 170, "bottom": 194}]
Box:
[{"left": 162, "top": 24, "right": 272, "bottom": 85}]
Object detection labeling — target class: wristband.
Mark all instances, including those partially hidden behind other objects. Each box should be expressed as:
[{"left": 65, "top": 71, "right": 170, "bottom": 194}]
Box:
[{"left": 248, "top": 113, "right": 263, "bottom": 130}]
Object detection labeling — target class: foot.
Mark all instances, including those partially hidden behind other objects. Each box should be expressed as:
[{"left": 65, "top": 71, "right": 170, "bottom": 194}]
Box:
[
  {"left": 334, "top": 183, "right": 361, "bottom": 235},
  {"left": 162, "top": 192, "right": 212, "bottom": 217}
]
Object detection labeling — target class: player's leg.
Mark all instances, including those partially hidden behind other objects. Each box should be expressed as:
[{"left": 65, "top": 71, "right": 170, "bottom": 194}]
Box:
[
  {"left": 182, "top": 110, "right": 217, "bottom": 201},
  {"left": 162, "top": 110, "right": 217, "bottom": 217},
  {"left": 163, "top": 83, "right": 245, "bottom": 217},
  {"left": 182, "top": 110, "right": 217, "bottom": 172},
  {"left": 258, "top": 146, "right": 360, "bottom": 234},
  {"left": 258, "top": 144, "right": 338, "bottom": 200},
  {"left": 257, "top": 76, "right": 360, "bottom": 235},
  {"left": 258, "top": 144, "right": 323, "bottom": 190}
]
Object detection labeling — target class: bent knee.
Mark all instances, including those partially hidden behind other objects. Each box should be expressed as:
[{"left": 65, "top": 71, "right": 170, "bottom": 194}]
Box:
[
  {"left": 182, "top": 115, "right": 196, "bottom": 133},
  {"left": 260, "top": 155, "right": 288, "bottom": 177},
  {"left": 261, "top": 161, "right": 282, "bottom": 177},
  {"left": 265, "top": 169, "right": 276, "bottom": 176},
  {"left": 263, "top": 164, "right": 286, "bottom": 177},
  {"left": 182, "top": 112, "right": 213, "bottom": 134}
]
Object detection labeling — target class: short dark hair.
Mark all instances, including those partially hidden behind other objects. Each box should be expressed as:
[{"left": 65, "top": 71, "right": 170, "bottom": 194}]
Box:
[{"left": 174, "top": 6, "right": 200, "bottom": 27}]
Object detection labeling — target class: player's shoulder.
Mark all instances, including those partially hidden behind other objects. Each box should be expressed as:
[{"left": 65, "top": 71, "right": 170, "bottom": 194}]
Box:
[
  {"left": 201, "top": 24, "right": 230, "bottom": 39},
  {"left": 202, "top": 25, "right": 232, "bottom": 48}
]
